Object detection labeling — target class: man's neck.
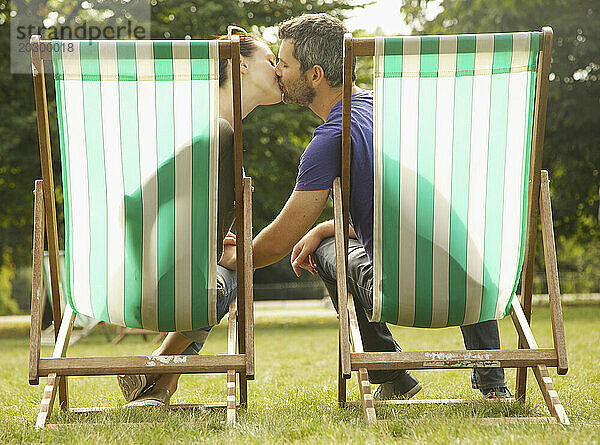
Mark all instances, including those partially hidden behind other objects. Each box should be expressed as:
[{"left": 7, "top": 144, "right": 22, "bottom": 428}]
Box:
[{"left": 309, "top": 84, "right": 362, "bottom": 121}]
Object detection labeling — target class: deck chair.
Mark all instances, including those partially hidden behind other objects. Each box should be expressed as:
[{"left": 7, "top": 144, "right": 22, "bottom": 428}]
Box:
[
  {"left": 333, "top": 27, "right": 569, "bottom": 424},
  {"left": 28, "top": 35, "right": 254, "bottom": 428}
]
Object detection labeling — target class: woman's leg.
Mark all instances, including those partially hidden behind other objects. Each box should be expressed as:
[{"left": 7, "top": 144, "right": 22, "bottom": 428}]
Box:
[{"left": 151, "top": 266, "right": 238, "bottom": 395}]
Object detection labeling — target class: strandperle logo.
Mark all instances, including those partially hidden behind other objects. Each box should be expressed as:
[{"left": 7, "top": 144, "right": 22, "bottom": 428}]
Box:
[
  {"left": 10, "top": 0, "right": 150, "bottom": 74},
  {"left": 14, "top": 20, "right": 147, "bottom": 41}
]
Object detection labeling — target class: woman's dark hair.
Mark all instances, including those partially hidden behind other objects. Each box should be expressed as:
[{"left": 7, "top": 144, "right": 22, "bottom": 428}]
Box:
[{"left": 218, "top": 31, "right": 262, "bottom": 87}]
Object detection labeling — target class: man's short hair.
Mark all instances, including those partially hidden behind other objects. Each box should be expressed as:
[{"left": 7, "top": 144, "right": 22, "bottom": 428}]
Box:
[{"left": 278, "top": 13, "right": 356, "bottom": 88}]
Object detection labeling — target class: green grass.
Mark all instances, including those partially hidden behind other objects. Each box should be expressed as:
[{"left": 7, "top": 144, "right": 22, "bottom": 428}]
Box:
[{"left": 1, "top": 306, "right": 599, "bottom": 444}]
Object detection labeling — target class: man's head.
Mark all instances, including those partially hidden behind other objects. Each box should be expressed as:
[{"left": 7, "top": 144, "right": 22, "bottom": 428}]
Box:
[{"left": 276, "top": 13, "right": 356, "bottom": 106}]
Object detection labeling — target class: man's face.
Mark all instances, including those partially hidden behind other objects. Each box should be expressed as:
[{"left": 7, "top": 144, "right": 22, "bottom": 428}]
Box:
[{"left": 275, "top": 39, "right": 316, "bottom": 106}]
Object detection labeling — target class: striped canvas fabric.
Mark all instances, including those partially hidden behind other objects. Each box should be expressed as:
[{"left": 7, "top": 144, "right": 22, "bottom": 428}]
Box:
[
  {"left": 372, "top": 32, "right": 539, "bottom": 327},
  {"left": 42, "top": 251, "right": 94, "bottom": 328},
  {"left": 52, "top": 40, "right": 220, "bottom": 332}
]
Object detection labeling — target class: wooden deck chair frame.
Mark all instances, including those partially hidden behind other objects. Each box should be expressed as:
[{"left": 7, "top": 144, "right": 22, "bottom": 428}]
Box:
[
  {"left": 28, "top": 35, "right": 254, "bottom": 428},
  {"left": 333, "top": 27, "right": 569, "bottom": 424}
]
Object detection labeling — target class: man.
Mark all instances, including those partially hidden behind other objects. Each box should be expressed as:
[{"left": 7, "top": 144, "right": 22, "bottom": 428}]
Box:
[{"left": 222, "top": 13, "right": 511, "bottom": 399}]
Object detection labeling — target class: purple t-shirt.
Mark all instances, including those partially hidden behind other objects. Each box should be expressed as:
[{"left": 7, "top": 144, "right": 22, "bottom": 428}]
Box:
[{"left": 295, "top": 90, "right": 375, "bottom": 262}]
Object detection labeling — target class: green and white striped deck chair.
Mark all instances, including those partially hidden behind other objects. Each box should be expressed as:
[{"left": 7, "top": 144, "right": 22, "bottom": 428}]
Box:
[
  {"left": 28, "top": 36, "right": 254, "bottom": 428},
  {"left": 334, "top": 28, "right": 568, "bottom": 424}
]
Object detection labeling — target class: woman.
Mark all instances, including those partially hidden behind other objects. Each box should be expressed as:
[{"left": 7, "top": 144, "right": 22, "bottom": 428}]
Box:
[{"left": 118, "top": 27, "right": 281, "bottom": 406}]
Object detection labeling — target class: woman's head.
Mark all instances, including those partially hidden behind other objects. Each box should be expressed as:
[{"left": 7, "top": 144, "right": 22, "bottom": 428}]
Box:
[{"left": 218, "top": 28, "right": 282, "bottom": 106}]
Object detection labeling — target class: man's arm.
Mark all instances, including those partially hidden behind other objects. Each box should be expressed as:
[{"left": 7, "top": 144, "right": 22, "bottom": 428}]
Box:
[{"left": 219, "top": 189, "right": 330, "bottom": 270}]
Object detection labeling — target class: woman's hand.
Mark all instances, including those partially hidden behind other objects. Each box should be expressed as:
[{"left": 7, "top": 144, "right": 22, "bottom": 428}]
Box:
[
  {"left": 219, "top": 232, "right": 237, "bottom": 270},
  {"left": 290, "top": 227, "right": 324, "bottom": 277}
]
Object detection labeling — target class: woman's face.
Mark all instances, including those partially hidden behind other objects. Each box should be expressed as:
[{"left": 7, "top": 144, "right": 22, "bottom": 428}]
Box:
[{"left": 243, "top": 41, "right": 282, "bottom": 105}]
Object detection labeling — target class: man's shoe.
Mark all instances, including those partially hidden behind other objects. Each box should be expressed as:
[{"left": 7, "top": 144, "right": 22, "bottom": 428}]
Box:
[
  {"left": 124, "top": 387, "right": 171, "bottom": 407},
  {"left": 480, "top": 386, "right": 513, "bottom": 399},
  {"left": 373, "top": 372, "right": 422, "bottom": 401},
  {"left": 117, "top": 374, "right": 159, "bottom": 402}
]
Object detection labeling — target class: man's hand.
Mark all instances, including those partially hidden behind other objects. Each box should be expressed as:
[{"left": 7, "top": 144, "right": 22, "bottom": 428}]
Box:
[
  {"left": 290, "top": 219, "right": 358, "bottom": 277},
  {"left": 290, "top": 226, "right": 325, "bottom": 277},
  {"left": 251, "top": 189, "right": 330, "bottom": 269},
  {"left": 218, "top": 232, "right": 237, "bottom": 270}
]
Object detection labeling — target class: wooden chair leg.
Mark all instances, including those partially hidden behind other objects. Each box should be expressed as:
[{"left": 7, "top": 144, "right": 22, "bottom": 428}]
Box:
[
  {"left": 239, "top": 373, "right": 247, "bottom": 409},
  {"left": 348, "top": 295, "right": 376, "bottom": 425},
  {"left": 36, "top": 373, "right": 61, "bottom": 429},
  {"left": 112, "top": 327, "right": 128, "bottom": 344},
  {"left": 515, "top": 350, "right": 529, "bottom": 400},
  {"left": 242, "top": 176, "right": 255, "bottom": 381},
  {"left": 533, "top": 365, "right": 570, "bottom": 425},
  {"left": 332, "top": 177, "right": 351, "bottom": 406},
  {"left": 227, "top": 371, "right": 236, "bottom": 425},
  {"left": 102, "top": 322, "right": 113, "bottom": 342},
  {"left": 510, "top": 298, "right": 569, "bottom": 424},
  {"left": 29, "top": 181, "right": 45, "bottom": 386},
  {"left": 235, "top": 298, "right": 249, "bottom": 410},
  {"left": 153, "top": 332, "right": 167, "bottom": 344},
  {"left": 36, "top": 305, "right": 76, "bottom": 428},
  {"left": 539, "top": 170, "right": 568, "bottom": 375},
  {"left": 338, "top": 344, "right": 347, "bottom": 407},
  {"left": 68, "top": 319, "right": 102, "bottom": 346},
  {"left": 333, "top": 178, "right": 351, "bottom": 379},
  {"left": 227, "top": 300, "right": 237, "bottom": 424}
]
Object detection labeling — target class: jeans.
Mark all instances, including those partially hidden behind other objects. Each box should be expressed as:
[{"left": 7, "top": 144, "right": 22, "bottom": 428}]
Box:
[
  {"left": 313, "top": 236, "right": 506, "bottom": 389},
  {"left": 179, "top": 265, "right": 238, "bottom": 354}
]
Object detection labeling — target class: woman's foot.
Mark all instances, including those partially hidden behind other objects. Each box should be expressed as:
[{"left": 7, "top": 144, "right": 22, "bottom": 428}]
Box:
[
  {"left": 124, "top": 387, "right": 171, "bottom": 407},
  {"left": 117, "top": 374, "right": 159, "bottom": 402}
]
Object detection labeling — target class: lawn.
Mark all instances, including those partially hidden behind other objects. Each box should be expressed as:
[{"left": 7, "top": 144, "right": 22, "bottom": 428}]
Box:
[{"left": 1, "top": 305, "right": 599, "bottom": 444}]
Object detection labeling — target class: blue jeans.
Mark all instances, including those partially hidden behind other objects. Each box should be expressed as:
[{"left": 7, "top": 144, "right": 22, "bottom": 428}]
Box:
[
  {"left": 314, "top": 237, "right": 506, "bottom": 389},
  {"left": 179, "top": 265, "right": 238, "bottom": 354}
]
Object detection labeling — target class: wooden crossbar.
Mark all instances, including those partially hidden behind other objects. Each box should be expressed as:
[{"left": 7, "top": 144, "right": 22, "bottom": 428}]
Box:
[
  {"left": 38, "top": 354, "right": 247, "bottom": 377},
  {"left": 350, "top": 349, "right": 558, "bottom": 371}
]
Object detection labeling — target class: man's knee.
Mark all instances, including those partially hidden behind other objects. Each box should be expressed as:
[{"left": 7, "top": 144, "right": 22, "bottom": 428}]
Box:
[
  {"left": 313, "top": 236, "right": 336, "bottom": 276},
  {"left": 314, "top": 236, "right": 335, "bottom": 265}
]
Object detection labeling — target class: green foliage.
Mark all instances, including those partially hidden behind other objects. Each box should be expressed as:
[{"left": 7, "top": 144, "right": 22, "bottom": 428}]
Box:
[
  {"left": 399, "top": 0, "right": 600, "bottom": 292},
  {"left": 0, "top": 250, "right": 19, "bottom": 315}
]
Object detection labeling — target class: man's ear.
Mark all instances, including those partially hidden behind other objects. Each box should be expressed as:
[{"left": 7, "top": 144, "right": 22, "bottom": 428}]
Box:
[
  {"left": 240, "top": 59, "right": 249, "bottom": 75},
  {"left": 308, "top": 65, "right": 325, "bottom": 87}
]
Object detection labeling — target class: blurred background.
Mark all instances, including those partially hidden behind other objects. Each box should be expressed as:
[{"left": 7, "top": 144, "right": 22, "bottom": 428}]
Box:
[{"left": 0, "top": 0, "right": 598, "bottom": 315}]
